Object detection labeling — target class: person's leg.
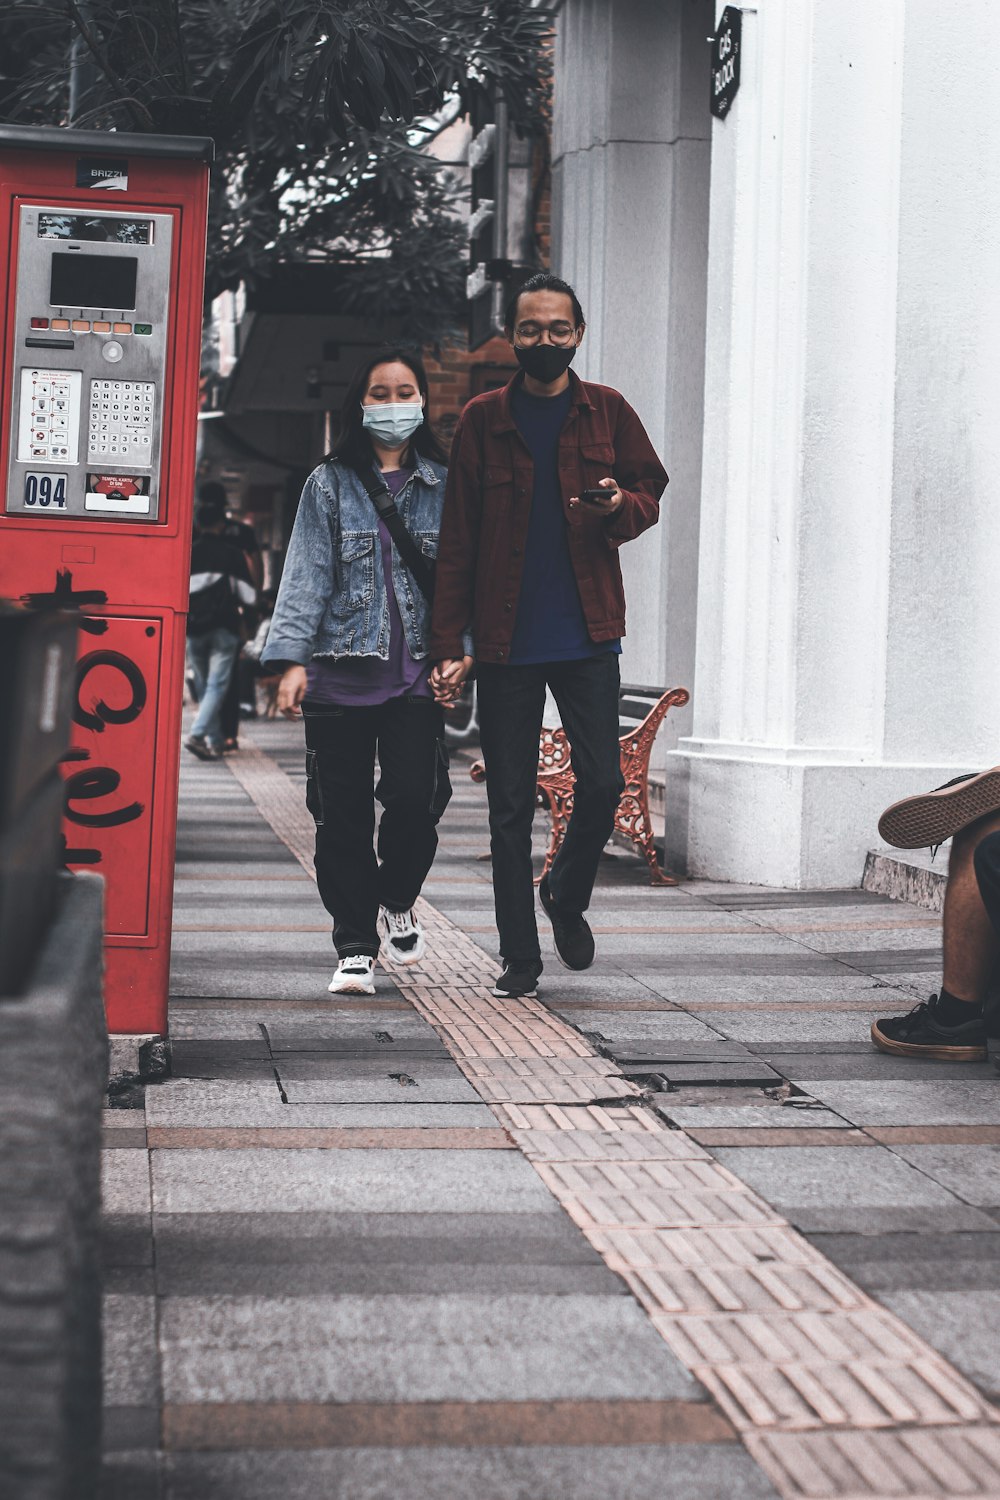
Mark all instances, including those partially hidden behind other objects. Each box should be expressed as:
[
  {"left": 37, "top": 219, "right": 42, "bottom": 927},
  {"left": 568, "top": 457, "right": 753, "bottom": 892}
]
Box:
[
  {"left": 186, "top": 634, "right": 210, "bottom": 713},
  {"left": 190, "top": 628, "right": 239, "bottom": 746},
  {"left": 220, "top": 646, "right": 241, "bottom": 745},
  {"left": 545, "top": 653, "right": 625, "bottom": 914},
  {"left": 871, "top": 812, "right": 1000, "bottom": 1060},
  {"left": 303, "top": 705, "right": 381, "bottom": 957},
  {"left": 373, "top": 696, "right": 451, "bottom": 912},
  {"left": 943, "top": 814, "right": 1000, "bottom": 1000},
  {"left": 476, "top": 663, "right": 548, "bottom": 965}
]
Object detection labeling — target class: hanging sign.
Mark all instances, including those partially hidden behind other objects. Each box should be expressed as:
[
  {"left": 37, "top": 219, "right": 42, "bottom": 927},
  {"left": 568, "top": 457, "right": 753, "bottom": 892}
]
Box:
[{"left": 710, "top": 7, "right": 742, "bottom": 120}]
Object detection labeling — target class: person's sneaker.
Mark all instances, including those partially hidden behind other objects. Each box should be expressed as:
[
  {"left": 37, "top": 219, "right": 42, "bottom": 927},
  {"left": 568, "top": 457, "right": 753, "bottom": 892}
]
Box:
[
  {"left": 328, "top": 956, "right": 376, "bottom": 995},
  {"left": 379, "top": 907, "right": 425, "bottom": 965},
  {"left": 871, "top": 994, "right": 988, "bottom": 1061},
  {"left": 185, "top": 734, "right": 221, "bottom": 761},
  {"left": 539, "top": 874, "right": 595, "bottom": 970},
  {"left": 878, "top": 767, "right": 1000, "bottom": 849},
  {"left": 492, "top": 961, "right": 543, "bottom": 999}
]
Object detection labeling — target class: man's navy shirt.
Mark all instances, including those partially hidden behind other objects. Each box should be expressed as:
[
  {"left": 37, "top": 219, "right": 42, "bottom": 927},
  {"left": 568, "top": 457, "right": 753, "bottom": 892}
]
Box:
[{"left": 509, "top": 383, "right": 619, "bottom": 665}]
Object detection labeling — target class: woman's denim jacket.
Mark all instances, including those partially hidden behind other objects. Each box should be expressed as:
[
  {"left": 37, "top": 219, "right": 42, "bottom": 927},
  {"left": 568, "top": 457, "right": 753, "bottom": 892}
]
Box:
[{"left": 263, "top": 455, "right": 469, "bottom": 667}]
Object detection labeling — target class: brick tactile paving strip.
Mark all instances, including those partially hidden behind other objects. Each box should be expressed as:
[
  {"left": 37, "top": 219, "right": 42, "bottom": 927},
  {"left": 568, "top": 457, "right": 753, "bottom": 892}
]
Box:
[
  {"left": 746, "top": 1428, "right": 1000, "bottom": 1497},
  {"left": 231, "top": 730, "right": 1000, "bottom": 1499}
]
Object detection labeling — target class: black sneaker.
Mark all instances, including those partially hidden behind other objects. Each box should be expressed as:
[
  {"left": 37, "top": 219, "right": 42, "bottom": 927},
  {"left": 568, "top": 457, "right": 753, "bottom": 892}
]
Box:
[
  {"left": 185, "top": 734, "right": 221, "bottom": 761},
  {"left": 492, "top": 961, "right": 542, "bottom": 999},
  {"left": 539, "top": 874, "right": 595, "bottom": 971},
  {"left": 871, "top": 994, "right": 988, "bottom": 1061}
]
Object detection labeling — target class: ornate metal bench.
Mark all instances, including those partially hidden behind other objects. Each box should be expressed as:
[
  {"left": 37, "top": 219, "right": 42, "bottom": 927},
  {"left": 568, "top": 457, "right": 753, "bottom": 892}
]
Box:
[{"left": 470, "top": 685, "right": 690, "bottom": 886}]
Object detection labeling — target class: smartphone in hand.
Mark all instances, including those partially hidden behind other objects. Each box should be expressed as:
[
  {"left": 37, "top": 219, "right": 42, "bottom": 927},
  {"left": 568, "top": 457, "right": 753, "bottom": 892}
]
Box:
[{"left": 580, "top": 487, "right": 612, "bottom": 507}]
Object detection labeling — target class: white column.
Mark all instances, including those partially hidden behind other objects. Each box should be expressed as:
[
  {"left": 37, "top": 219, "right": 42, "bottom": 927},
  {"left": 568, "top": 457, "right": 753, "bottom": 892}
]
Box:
[
  {"left": 552, "top": 0, "right": 712, "bottom": 782},
  {"left": 678, "top": 0, "right": 1000, "bottom": 887}
]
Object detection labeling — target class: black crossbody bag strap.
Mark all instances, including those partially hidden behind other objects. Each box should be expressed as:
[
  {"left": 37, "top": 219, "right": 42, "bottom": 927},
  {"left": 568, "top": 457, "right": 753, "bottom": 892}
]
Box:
[{"left": 361, "top": 467, "right": 435, "bottom": 604}]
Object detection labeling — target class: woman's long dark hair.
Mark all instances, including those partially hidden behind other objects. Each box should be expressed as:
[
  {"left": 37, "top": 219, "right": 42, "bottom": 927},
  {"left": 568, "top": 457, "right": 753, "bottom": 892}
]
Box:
[{"left": 327, "top": 347, "right": 448, "bottom": 471}]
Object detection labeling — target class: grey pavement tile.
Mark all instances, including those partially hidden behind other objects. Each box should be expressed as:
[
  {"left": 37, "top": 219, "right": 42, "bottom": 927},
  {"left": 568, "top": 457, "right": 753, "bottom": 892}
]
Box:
[
  {"left": 620, "top": 954, "right": 848, "bottom": 976},
  {"left": 627, "top": 974, "right": 896, "bottom": 1003},
  {"left": 784, "top": 928, "right": 942, "bottom": 953},
  {"left": 103, "top": 1406, "right": 160, "bottom": 1452},
  {"left": 274, "top": 1058, "right": 462, "bottom": 1083},
  {"left": 642, "top": 1061, "right": 784, "bottom": 1086},
  {"left": 103, "top": 1149, "right": 151, "bottom": 1215},
  {"left": 100, "top": 1451, "right": 161, "bottom": 1500},
  {"left": 793, "top": 1080, "right": 1000, "bottom": 1126},
  {"left": 710, "top": 1142, "right": 1000, "bottom": 1234},
  {"left": 145, "top": 1080, "right": 496, "bottom": 1129},
  {"left": 744, "top": 904, "right": 935, "bottom": 930},
  {"left": 169, "top": 970, "right": 362, "bottom": 1001},
  {"left": 172, "top": 948, "right": 332, "bottom": 972},
  {"left": 573, "top": 933, "right": 800, "bottom": 956},
  {"left": 281, "top": 1076, "right": 484, "bottom": 1105},
  {"left": 706, "top": 1010, "right": 886, "bottom": 1044},
  {"left": 891, "top": 1145, "right": 1000, "bottom": 1206},
  {"left": 151, "top": 1148, "right": 556, "bottom": 1216},
  {"left": 713, "top": 1143, "right": 980, "bottom": 1209},
  {"left": 173, "top": 879, "right": 316, "bottom": 902},
  {"left": 102, "top": 1215, "right": 154, "bottom": 1270},
  {"left": 167, "top": 1009, "right": 437, "bottom": 1043},
  {"left": 103, "top": 1295, "right": 159, "bottom": 1406},
  {"left": 759, "top": 1051, "right": 997, "bottom": 1082},
  {"left": 159, "top": 1292, "right": 704, "bottom": 1404},
  {"left": 834, "top": 950, "right": 940, "bottom": 972},
  {"left": 170, "top": 930, "right": 332, "bottom": 955},
  {"left": 807, "top": 1231, "right": 1000, "bottom": 1292},
  {"left": 164, "top": 1445, "right": 776, "bottom": 1500},
  {"left": 657, "top": 1105, "right": 849, "bottom": 1129},
  {"left": 879, "top": 1288, "right": 1000, "bottom": 1399},
  {"left": 173, "top": 860, "right": 299, "bottom": 879},
  {"left": 551, "top": 1010, "right": 723, "bottom": 1042},
  {"left": 152, "top": 1210, "right": 618, "bottom": 1297},
  {"left": 268, "top": 1036, "right": 449, "bottom": 1057},
  {"left": 693, "top": 888, "right": 892, "bottom": 909},
  {"left": 170, "top": 1057, "right": 277, "bottom": 1082}
]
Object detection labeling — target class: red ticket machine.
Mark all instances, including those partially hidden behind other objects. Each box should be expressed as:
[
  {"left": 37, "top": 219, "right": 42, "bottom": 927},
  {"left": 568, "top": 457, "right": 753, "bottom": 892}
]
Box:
[{"left": 0, "top": 125, "right": 213, "bottom": 1036}]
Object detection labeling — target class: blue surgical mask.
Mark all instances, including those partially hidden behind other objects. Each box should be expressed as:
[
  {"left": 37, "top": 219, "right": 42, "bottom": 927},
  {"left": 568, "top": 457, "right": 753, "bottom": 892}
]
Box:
[{"left": 362, "top": 402, "right": 425, "bottom": 446}]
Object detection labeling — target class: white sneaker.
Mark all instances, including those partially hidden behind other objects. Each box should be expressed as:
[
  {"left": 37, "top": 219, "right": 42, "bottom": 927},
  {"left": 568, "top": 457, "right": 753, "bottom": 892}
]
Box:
[
  {"left": 379, "top": 906, "right": 426, "bottom": 966},
  {"left": 327, "top": 956, "right": 376, "bottom": 994}
]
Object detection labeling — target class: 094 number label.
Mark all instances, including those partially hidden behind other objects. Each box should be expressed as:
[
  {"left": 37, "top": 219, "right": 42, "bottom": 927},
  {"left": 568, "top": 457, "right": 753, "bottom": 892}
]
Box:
[{"left": 23, "top": 472, "right": 68, "bottom": 511}]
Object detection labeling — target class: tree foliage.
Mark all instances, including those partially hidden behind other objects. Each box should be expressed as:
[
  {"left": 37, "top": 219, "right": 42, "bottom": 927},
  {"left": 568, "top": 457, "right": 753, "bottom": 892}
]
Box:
[{"left": 0, "top": 0, "right": 550, "bottom": 339}]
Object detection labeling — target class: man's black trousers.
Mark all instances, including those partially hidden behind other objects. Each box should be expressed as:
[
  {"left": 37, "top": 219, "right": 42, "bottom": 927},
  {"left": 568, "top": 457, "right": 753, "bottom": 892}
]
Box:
[
  {"left": 476, "top": 654, "right": 625, "bottom": 966},
  {"left": 302, "top": 697, "right": 452, "bottom": 958}
]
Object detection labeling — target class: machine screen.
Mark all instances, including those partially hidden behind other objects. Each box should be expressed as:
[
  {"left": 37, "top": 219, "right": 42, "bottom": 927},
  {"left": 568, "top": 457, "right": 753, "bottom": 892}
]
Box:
[
  {"left": 50, "top": 252, "right": 138, "bottom": 310},
  {"left": 38, "top": 214, "right": 153, "bottom": 244}
]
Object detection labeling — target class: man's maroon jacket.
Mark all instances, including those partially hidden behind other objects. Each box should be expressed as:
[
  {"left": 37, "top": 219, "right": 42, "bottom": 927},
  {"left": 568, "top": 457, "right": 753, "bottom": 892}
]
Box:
[{"left": 429, "top": 370, "right": 669, "bottom": 664}]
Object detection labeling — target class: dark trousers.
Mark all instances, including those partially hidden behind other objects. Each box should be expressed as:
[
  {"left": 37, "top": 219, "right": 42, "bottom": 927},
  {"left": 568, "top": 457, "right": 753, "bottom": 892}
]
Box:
[
  {"left": 303, "top": 696, "right": 452, "bottom": 958},
  {"left": 476, "top": 654, "right": 625, "bottom": 965}
]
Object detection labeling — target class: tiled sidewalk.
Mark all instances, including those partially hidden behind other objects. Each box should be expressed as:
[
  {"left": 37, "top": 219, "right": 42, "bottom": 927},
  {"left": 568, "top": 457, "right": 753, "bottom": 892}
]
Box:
[{"left": 101, "top": 719, "right": 1000, "bottom": 1499}]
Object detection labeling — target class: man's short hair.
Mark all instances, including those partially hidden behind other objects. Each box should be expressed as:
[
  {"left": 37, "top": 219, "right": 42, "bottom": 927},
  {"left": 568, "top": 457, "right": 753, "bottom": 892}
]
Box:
[
  {"left": 196, "top": 499, "right": 226, "bottom": 529},
  {"left": 504, "top": 273, "right": 585, "bottom": 332},
  {"left": 198, "top": 480, "right": 228, "bottom": 508}
]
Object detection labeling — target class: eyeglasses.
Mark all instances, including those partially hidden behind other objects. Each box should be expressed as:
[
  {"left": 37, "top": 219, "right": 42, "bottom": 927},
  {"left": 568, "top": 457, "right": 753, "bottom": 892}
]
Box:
[{"left": 513, "top": 321, "right": 578, "bottom": 347}]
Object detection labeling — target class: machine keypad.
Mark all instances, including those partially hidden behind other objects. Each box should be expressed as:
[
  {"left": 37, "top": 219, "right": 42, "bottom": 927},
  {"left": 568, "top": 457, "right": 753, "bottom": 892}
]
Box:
[
  {"left": 88, "top": 379, "right": 155, "bottom": 461},
  {"left": 27, "top": 371, "right": 75, "bottom": 460}
]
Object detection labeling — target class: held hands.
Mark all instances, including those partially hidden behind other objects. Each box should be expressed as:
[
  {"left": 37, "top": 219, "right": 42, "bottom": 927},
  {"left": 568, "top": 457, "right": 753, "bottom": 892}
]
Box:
[
  {"left": 430, "top": 656, "right": 474, "bottom": 709},
  {"left": 568, "top": 476, "right": 623, "bottom": 515},
  {"left": 277, "top": 665, "right": 308, "bottom": 718}
]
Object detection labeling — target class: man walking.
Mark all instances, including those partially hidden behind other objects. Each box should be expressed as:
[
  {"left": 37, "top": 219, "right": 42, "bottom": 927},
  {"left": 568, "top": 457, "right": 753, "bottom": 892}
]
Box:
[
  {"left": 186, "top": 496, "right": 256, "bottom": 760},
  {"left": 430, "top": 273, "right": 668, "bottom": 997}
]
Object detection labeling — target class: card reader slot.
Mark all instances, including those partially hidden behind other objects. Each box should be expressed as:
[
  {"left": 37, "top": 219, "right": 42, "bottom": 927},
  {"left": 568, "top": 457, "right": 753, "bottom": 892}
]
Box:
[{"left": 25, "top": 337, "right": 75, "bottom": 349}]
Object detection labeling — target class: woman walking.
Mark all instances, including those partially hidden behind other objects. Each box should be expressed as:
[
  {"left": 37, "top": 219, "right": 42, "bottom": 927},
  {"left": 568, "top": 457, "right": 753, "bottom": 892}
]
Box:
[{"left": 262, "top": 349, "right": 472, "bottom": 993}]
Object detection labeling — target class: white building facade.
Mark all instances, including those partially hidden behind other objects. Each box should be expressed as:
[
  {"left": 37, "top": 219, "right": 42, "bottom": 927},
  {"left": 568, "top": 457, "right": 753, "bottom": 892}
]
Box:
[{"left": 552, "top": 0, "right": 1000, "bottom": 887}]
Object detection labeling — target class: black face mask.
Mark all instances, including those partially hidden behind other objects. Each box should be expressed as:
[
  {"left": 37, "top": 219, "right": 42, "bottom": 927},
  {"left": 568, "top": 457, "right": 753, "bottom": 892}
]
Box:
[{"left": 514, "top": 343, "right": 577, "bottom": 384}]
